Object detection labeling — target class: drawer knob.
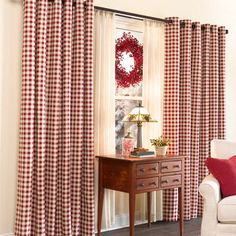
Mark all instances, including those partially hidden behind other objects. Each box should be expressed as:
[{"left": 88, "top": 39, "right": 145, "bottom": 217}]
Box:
[
  {"left": 173, "top": 165, "right": 180, "bottom": 168},
  {"left": 152, "top": 167, "right": 158, "bottom": 171},
  {"left": 173, "top": 179, "right": 180, "bottom": 182},
  {"left": 161, "top": 180, "right": 169, "bottom": 184},
  {"left": 149, "top": 182, "right": 157, "bottom": 186},
  {"left": 139, "top": 183, "right": 145, "bottom": 187},
  {"left": 162, "top": 166, "right": 168, "bottom": 170},
  {"left": 139, "top": 168, "right": 145, "bottom": 172}
]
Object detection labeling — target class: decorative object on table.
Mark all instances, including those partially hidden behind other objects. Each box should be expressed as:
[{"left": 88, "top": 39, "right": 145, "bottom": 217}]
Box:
[
  {"left": 122, "top": 132, "right": 135, "bottom": 156},
  {"left": 130, "top": 148, "right": 155, "bottom": 157},
  {"left": 130, "top": 150, "right": 155, "bottom": 158},
  {"left": 116, "top": 32, "right": 143, "bottom": 88},
  {"left": 123, "top": 103, "right": 157, "bottom": 152},
  {"left": 150, "top": 135, "right": 171, "bottom": 156}
]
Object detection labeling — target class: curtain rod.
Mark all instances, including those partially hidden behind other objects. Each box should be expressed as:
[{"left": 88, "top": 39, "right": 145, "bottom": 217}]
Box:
[{"left": 93, "top": 6, "right": 172, "bottom": 24}]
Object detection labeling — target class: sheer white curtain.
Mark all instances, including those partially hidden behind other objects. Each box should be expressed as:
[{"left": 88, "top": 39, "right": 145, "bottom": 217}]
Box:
[
  {"left": 141, "top": 19, "right": 165, "bottom": 222},
  {"left": 94, "top": 10, "right": 116, "bottom": 229},
  {"left": 115, "top": 19, "right": 165, "bottom": 225},
  {"left": 94, "top": 13, "right": 164, "bottom": 230}
]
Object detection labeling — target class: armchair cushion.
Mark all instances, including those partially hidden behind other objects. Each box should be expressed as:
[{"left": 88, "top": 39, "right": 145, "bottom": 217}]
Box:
[
  {"left": 218, "top": 196, "right": 236, "bottom": 223},
  {"left": 205, "top": 156, "right": 236, "bottom": 197}
]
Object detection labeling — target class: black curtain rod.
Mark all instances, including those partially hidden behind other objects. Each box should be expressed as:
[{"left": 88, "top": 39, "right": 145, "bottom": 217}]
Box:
[{"left": 93, "top": 6, "right": 172, "bottom": 24}]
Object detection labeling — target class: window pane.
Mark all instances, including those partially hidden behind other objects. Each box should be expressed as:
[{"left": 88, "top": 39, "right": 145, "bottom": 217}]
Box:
[
  {"left": 115, "top": 99, "right": 141, "bottom": 153},
  {"left": 115, "top": 29, "right": 143, "bottom": 97}
]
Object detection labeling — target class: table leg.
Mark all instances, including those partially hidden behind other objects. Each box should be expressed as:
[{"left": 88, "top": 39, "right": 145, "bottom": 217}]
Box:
[
  {"left": 129, "top": 192, "right": 135, "bottom": 236},
  {"left": 97, "top": 186, "right": 104, "bottom": 236},
  {"left": 147, "top": 192, "right": 152, "bottom": 227},
  {"left": 97, "top": 159, "right": 104, "bottom": 236},
  {"left": 178, "top": 187, "right": 184, "bottom": 236}
]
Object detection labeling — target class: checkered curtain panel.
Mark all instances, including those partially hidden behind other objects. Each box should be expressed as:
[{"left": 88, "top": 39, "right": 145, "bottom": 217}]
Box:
[
  {"left": 15, "top": 0, "right": 94, "bottom": 235},
  {"left": 163, "top": 18, "right": 226, "bottom": 221}
]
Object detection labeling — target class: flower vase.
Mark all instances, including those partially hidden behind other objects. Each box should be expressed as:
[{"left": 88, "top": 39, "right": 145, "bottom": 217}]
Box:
[
  {"left": 122, "top": 132, "right": 135, "bottom": 156},
  {"left": 155, "top": 146, "right": 168, "bottom": 156}
]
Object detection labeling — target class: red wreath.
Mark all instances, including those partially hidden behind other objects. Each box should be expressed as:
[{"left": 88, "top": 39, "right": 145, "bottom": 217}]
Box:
[{"left": 116, "top": 32, "right": 143, "bottom": 88}]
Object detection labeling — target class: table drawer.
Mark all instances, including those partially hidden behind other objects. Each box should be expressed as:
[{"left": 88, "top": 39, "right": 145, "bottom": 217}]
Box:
[
  {"left": 160, "top": 174, "right": 181, "bottom": 188},
  {"left": 160, "top": 160, "right": 182, "bottom": 173},
  {"left": 136, "top": 163, "right": 159, "bottom": 177},
  {"left": 136, "top": 177, "right": 159, "bottom": 191}
]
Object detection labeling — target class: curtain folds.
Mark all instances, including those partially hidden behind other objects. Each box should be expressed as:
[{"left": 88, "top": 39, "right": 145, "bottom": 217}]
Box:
[
  {"left": 142, "top": 19, "right": 164, "bottom": 222},
  {"left": 163, "top": 17, "right": 180, "bottom": 221},
  {"left": 163, "top": 17, "right": 226, "bottom": 221},
  {"left": 94, "top": 10, "right": 116, "bottom": 229},
  {"left": 94, "top": 15, "right": 165, "bottom": 230},
  {"left": 113, "top": 19, "right": 165, "bottom": 227},
  {"left": 15, "top": 0, "right": 94, "bottom": 235}
]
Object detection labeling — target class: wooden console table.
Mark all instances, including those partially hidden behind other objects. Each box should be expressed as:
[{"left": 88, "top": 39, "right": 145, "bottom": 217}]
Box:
[{"left": 96, "top": 154, "right": 185, "bottom": 236}]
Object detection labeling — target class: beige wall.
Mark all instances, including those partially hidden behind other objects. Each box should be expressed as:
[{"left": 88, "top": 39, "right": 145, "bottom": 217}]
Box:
[
  {"left": 1, "top": 0, "right": 236, "bottom": 234},
  {"left": 0, "top": 0, "right": 23, "bottom": 234}
]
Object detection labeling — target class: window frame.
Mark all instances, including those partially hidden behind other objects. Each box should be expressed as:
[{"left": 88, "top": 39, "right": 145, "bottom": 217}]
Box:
[{"left": 115, "top": 16, "right": 145, "bottom": 152}]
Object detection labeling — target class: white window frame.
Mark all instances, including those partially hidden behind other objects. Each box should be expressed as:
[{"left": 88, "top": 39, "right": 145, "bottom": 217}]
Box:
[{"left": 115, "top": 15, "right": 144, "bottom": 103}]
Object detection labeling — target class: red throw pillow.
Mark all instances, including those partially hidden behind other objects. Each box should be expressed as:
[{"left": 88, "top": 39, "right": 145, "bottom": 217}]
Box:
[{"left": 205, "top": 156, "right": 236, "bottom": 198}]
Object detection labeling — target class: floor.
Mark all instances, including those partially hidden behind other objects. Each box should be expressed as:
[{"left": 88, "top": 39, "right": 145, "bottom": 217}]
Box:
[{"left": 99, "top": 218, "right": 201, "bottom": 236}]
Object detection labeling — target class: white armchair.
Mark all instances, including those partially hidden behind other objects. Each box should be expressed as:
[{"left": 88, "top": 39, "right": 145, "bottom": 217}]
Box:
[{"left": 199, "top": 139, "right": 236, "bottom": 236}]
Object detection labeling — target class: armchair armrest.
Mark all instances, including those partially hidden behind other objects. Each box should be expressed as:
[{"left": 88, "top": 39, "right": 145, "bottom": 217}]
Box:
[
  {"left": 199, "top": 174, "right": 221, "bottom": 203},
  {"left": 199, "top": 174, "right": 221, "bottom": 236}
]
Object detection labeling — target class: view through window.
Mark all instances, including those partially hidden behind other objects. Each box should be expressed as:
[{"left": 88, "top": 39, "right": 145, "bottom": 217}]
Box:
[{"left": 115, "top": 17, "right": 144, "bottom": 153}]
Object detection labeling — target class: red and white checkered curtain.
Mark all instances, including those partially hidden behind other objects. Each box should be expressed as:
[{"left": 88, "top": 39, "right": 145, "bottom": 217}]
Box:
[
  {"left": 163, "top": 17, "right": 226, "bottom": 221},
  {"left": 15, "top": 0, "right": 94, "bottom": 235}
]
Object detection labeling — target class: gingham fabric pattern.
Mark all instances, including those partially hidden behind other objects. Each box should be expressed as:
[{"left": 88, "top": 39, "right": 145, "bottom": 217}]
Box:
[
  {"left": 179, "top": 20, "right": 192, "bottom": 220},
  {"left": 190, "top": 22, "right": 202, "bottom": 219},
  {"left": 209, "top": 25, "right": 219, "bottom": 142},
  {"left": 218, "top": 27, "right": 226, "bottom": 139},
  {"left": 163, "top": 17, "right": 180, "bottom": 221},
  {"left": 198, "top": 24, "right": 211, "bottom": 215},
  {"left": 15, "top": 0, "right": 95, "bottom": 235},
  {"left": 164, "top": 18, "right": 226, "bottom": 221}
]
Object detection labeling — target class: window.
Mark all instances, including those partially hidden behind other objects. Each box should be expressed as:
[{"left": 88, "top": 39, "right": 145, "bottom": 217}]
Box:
[{"left": 115, "top": 16, "right": 144, "bottom": 153}]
